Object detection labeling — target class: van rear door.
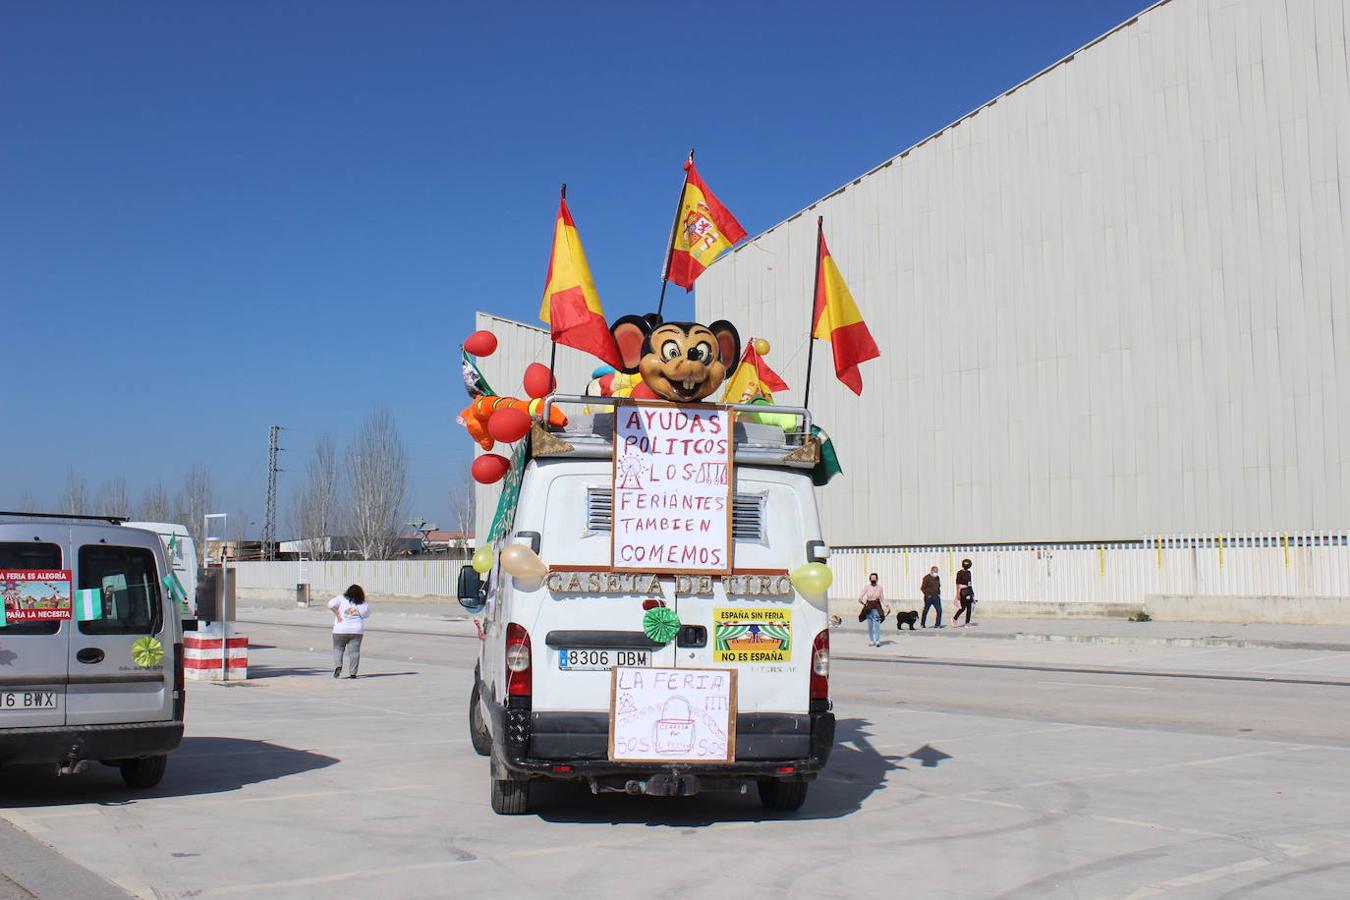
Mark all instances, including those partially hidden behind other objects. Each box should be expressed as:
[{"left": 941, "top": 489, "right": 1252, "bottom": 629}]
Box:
[
  {"left": 0, "top": 530, "right": 69, "bottom": 728},
  {"left": 65, "top": 529, "right": 173, "bottom": 725}
]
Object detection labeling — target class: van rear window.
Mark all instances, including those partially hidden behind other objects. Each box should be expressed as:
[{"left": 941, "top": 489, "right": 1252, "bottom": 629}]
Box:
[
  {"left": 0, "top": 542, "right": 63, "bottom": 636},
  {"left": 77, "top": 546, "right": 163, "bottom": 636}
]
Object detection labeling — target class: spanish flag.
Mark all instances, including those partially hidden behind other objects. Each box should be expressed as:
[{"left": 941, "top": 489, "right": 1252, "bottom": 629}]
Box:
[
  {"left": 539, "top": 196, "right": 623, "bottom": 368},
  {"left": 812, "top": 224, "right": 879, "bottom": 395},
  {"left": 722, "top": 340, "right": 789, "bottom": 404},
  {"left": 666, "top": 159, "right": 747, "bottom": 290}
]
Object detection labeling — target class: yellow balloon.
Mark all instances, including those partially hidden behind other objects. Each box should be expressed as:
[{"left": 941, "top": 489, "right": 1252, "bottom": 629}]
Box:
[
  {"left": 753, "top": 337, "right": 771, "bottom": 355},
  {"left": 471, "top": 545, "right": 494, "bottom": 574},
  {"left": 500, "top": 543, "right": 548, "bottom": 578},
  {"left": 790, "top": 562, "right": 833, "bottom": 596}
]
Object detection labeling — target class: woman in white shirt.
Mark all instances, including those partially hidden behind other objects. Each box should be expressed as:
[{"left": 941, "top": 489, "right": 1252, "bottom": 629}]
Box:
[{"left": 328, "top": 585, "right": 371, "bottom": 679}]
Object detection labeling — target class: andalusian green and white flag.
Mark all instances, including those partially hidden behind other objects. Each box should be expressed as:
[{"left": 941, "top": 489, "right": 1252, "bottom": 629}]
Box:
[{"left": 75, "top": 588, "right": 103, "bottom": 622}]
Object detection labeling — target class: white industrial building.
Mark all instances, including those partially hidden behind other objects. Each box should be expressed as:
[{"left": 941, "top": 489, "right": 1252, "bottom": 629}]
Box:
[{"left": 475, "top": 0, "right": 1349, "bottom": 617}]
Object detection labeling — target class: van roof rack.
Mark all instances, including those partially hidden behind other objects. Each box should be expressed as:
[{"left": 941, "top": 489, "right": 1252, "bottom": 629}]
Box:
[{"left": 0, "top": 510, "right": 129, "bottom": 524}]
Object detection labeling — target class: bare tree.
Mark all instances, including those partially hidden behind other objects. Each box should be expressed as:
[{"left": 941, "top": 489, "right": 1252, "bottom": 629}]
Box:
[
  {"left": 139, "top": 482, "right": 170, "bottom": 521},
  {"left": 15, "top": 491, "right": 42, "bottom": 513},
  {"left": 346, "top": 408, "right": 407, "bottom": 560},
  {"left": 291, "top": 436, "right": 344, "bottom": 559},
  {"left": 175, "top": 464, "right": 214, "bottom": 556},
  {"left": 62, "top": 468, "right": 88, "bottom": 515},
  {"left": 95, "top": 477, "right": 131, "bottom": 517},
  {"left": 448, "top": 474, "right": 476, "bottom": 559}
]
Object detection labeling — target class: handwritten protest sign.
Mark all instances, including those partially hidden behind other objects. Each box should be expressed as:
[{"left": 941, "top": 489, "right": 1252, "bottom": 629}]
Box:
[
  {"left": 609, "top": 666, "right": 736, "bottom": 762},
  {"left": 1, "top": 570, "right": 73, "bottom": 623},
  {"left": 612, "top": 402, "right": 733, "bottom": 573}
]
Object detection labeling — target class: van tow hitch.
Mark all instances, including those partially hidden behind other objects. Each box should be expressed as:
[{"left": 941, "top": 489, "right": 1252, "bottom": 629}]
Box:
[{"left": 56, "top": 744, "right": 88, "bottom": 776}]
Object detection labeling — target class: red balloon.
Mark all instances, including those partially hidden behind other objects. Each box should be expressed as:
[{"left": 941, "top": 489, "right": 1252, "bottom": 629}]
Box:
[
  {"left": 471, "top": 453, "right": 510, "bottom": 484},
  {"left": 487, "top": 407, "right": 532, "bottom": 443},
  {"left": 523, "top": 363, "right": 556, "bottom": 399},
  {"left": 463, "top": 330, "right": 498, "bottom": 357}
]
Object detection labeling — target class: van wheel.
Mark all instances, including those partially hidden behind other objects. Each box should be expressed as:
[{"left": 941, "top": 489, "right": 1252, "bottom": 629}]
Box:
[
  {"left": 490, "top": 777, "right": 531, "bottom": 815},
  {"left": 757, "top": 778, "right": 809, "bottom": 812},
  {"left": 469, "top": 682, "right": 492, "bottom": 757},
  {"left": 119, "top": 755, "right": 168, "bottom": 789}
]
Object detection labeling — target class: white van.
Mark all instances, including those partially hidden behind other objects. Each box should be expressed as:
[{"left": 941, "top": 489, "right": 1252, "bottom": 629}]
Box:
[
  {"left": 0, "top": 513, "right": 185, "bottom": 788},
  {"left": 123, "top": 521, "right": 197, "bottom": 617},
  {"left": 461, "top": 397, "right": 836, "bottom": 815}
]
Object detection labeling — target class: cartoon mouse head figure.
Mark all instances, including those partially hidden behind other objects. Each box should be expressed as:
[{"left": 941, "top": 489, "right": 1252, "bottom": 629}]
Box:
[{"left": 610, "top": 314, "right": 741, "bottom": 402}]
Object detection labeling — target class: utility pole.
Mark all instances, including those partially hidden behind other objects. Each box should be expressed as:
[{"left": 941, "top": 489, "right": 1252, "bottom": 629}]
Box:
[{"left": 263, "top": 424, "right": 283, "bottom": 561}]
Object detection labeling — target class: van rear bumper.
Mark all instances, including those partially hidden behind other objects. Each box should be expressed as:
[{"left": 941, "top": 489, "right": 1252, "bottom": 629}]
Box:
[
  {"left": 0, "top": 721, "right": 185, "bottom": 766},
  {"left": 491, "top": 700, "right": 835, "bottom": 780}
]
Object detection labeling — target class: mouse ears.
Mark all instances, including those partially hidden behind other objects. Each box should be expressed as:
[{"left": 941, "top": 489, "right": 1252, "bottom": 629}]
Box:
[
  {"left": 610, "top": 313, "right": 660, "bottom": 374},
  {"left": 707, "top": 320, "right": 740, "bottom": 375}
]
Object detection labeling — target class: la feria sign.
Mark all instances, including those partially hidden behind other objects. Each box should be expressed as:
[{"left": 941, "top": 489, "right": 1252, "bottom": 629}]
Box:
[{"left": 611, "top": 403, "right": 733, "bottom": 574}]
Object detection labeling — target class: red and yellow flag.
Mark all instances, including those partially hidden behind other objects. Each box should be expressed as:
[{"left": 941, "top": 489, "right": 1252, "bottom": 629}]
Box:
[
  {"left": 812, "top": 229, "right": 879, "bottom": 395},
  {"left": 722, "top": 340, "right": 789, "bottom": 404},
  {"left": 539, "top": 198, "right": 622, "bottom": 368},
  {"left": 666, "top": 160, "right": 747, "bottom": 290}
]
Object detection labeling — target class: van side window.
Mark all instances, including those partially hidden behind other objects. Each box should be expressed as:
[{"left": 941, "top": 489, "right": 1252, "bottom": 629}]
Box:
[
  {"left": 0, "top": 541, "right": 63, "bottom": 636},
  {"left": 76, "top": 546, "right": 163, "bottom": 636}
]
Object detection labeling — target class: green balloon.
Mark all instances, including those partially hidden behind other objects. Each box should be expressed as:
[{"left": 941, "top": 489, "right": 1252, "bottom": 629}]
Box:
[
  {"left": 643, "top": 606, "right": 681, "bottom": 644},
  {"left": 471, "top": 545, "right": 494, "bottom": 574},
  {"left": 790, "top": 562, "right": 833, "bottom": 596}
]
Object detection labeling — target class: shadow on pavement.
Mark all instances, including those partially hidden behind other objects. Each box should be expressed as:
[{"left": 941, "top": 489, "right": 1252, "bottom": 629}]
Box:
[
  {"left": 533, "top": 717, "right": 914, "bottom": 825},
  {"left": 247, "top": 664, "right": 329, "bottom": 678},
  {"left": 0, "top": 737, "right": 337, "bottom": 807}
]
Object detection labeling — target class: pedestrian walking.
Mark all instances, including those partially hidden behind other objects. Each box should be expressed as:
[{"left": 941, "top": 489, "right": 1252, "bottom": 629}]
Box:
[
  {"left": 329, "top": 584, "right": 370, "bottom": 679},
  {"left": 920, "top": 566, "right": 944, "bottom": 628},
  {"left": 857, "top": 572, "right": 889, "bottom": 646},
  {"left": 953, "top": 558, "right": 975, "bottom": 626}
]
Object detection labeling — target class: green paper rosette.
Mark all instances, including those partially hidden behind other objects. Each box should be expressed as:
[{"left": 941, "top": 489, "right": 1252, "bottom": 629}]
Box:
[
  {"left": 132, "top": 636, "right": 165, "bottom": 668},
  {"left": 642, "top": 606, "right": 681, "bottom": 644}
]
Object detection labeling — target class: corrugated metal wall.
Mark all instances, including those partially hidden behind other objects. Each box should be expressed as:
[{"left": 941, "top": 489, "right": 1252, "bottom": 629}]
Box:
[
  {"left": 470, "top": 312, "right": 599, "bottom": 539},
  {"left": 697, "top": 0, "right": 1350, "bottom": 546}
]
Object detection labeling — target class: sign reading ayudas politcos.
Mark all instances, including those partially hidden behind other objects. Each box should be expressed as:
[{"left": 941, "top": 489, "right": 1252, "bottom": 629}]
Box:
[
  {"left": 612, "top": 403, "right": 733, "bottom": 574},
  {"left": 1, "top": 570, "right": 73, "bottom": 623}
]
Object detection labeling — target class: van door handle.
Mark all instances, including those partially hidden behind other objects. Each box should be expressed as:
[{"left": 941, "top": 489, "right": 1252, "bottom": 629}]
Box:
[{"left": 76, "top": 648, "right": 105, "bottom": 664}]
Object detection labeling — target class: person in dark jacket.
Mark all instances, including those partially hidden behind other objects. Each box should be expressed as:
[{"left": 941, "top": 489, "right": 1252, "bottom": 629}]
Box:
[
  {"left": 920, "top": 566, "right": 944, "bottom": 628},
  {"left": 953, "top": 559, "right": 975, "bottom": 626}
]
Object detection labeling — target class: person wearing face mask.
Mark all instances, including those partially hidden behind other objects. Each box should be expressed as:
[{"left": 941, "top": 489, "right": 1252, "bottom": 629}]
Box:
[
  {"left": 920, "top": 566, "right": 944, "bottom": 628},
  {"left": 953, "top": 558, "right": 975, "bottom": 626},
  {"left": 857, "top": 572, "right": 889, "bottom": 647}
]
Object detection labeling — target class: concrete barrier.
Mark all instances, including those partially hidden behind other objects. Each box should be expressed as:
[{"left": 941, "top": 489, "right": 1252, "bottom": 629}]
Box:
[{"left": 1145, "top": 594, "right": 1350, "bottom": 625}]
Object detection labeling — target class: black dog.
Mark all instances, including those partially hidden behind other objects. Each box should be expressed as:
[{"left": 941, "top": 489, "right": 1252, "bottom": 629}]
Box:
[{"left": 896, "top": 610, "right": 919, "bottom": 630}]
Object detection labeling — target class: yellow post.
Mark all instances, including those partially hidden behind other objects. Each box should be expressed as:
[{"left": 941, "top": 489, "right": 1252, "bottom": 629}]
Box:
[
  {"left": 1156, "top": 537, "right": 1163, "bottom": 569},
  {"left": 903, "top": 549, "right": 909, "bottom": 575},
  {"left": 1098, "top": 545, "right": 1105, "bottom": 576},
  {"left": 1282, "top": 534, "right": 1289, "bottom": 569},
  {"left": 1218, "top": 533, "right": 1225, "bottom": 570}
]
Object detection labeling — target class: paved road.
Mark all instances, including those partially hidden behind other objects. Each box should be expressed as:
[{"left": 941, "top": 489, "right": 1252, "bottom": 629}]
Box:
[{"left": 2, "top": 621, "right": 1348, "bottom": 898}]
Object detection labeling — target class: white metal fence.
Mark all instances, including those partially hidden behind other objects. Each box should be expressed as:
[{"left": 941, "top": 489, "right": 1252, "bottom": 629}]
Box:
[
  {"left": 829, "top": 533, "right": 1350, "bottom": 606},
  {"left": 233, "top": 559, "right": 464, "bottom": 601},
  {"left": 232, "top": 533, "right": 1350, "bottom": 609}
]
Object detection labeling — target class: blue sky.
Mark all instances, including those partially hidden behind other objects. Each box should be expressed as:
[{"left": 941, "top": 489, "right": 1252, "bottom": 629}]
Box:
[{"left": 1, "top": 0, "right": 1148, "bottom": 532}]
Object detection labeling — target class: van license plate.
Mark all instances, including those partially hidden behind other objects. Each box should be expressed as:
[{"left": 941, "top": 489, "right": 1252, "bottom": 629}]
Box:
[
  {"left": 0, "top": 691, "right": 59, "bottom": 711},
  {"left": 559, "top": 649, "right": 649, "bottom": 671}
]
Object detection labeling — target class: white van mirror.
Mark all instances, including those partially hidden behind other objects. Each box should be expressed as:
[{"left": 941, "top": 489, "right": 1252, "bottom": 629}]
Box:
[{"left": 457, "top": 565, "right": 486, "bottom": 612}]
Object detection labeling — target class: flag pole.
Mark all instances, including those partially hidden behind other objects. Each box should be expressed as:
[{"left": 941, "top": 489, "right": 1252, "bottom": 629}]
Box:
[
  {"left": 656, "top": 147, "right": 694, "bottom": 319},
  {"left": 802, "top": 216, "right": 823, "bottom": 410},
  {"left": 548, "top": 183, "right": 565, "bottom": 384}
]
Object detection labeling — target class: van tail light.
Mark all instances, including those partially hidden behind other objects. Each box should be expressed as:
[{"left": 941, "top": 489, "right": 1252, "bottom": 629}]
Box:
[
  {"left": 172, "top": 641, "right": 186, "bottom": 720},
  {"left": 505, "top": 623, "right": 532, "bottom": 697},
  {"left": 809, "top": 629, "right": 830, "bottom": 700}
]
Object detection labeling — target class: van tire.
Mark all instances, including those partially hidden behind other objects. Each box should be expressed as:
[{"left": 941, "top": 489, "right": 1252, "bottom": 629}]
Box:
[
  {"left": 757, "top": 778, "right": 808, "bottom": 812},
  {"left": 490, "top": 777, "right": 531, "bottom": 815},
  {"left": 119, "top": 755, "right": 168, "bottom": 789},
  {"left": 469, "top": 683, "right": 492, "bottom": 757}
]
